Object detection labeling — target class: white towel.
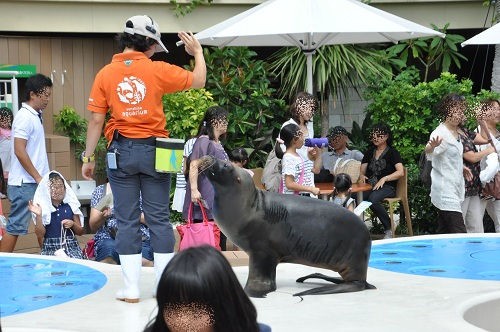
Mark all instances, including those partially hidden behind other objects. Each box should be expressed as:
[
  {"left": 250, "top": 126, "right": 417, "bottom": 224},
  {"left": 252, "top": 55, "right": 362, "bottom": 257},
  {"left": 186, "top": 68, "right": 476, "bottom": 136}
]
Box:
[
  {"left": 32, "top": 170, "right": 84, "bottom": 226},
  {"left": 480, "top": 152, "right": 499, "bottom": 185}
]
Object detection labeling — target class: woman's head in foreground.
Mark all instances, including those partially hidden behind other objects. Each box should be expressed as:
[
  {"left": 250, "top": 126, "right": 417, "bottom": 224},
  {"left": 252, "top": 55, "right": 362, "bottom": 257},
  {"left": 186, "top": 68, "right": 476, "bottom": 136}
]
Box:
[{"left": 146, "top": 245, "right": 259, "bottom": 332}]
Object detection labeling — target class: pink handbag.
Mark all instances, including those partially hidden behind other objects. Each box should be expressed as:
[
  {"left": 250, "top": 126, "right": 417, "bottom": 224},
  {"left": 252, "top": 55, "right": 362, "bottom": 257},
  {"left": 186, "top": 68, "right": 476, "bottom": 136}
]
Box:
[{"left": 176, "top": 201, "right": 221, "bottom": 251}]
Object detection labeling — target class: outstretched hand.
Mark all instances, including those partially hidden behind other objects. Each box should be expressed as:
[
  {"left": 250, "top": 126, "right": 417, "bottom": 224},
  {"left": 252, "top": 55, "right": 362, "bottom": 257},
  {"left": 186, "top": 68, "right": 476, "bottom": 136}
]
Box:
[
  {"left": 28, "top": 200, "right": 42, "bottom": 216},
  {"left": 178, "top": 31, "right": 202, "bottom": 57},
  {"left": 428, "top": 136, "right": 443, "bottom": 149}
]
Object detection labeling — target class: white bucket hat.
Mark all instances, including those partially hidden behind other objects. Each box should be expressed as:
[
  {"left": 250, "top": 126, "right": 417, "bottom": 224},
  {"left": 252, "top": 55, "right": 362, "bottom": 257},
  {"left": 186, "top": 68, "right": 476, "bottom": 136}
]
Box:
[{"left": 124, "top": 15, "right": 168, "bottom": 53}]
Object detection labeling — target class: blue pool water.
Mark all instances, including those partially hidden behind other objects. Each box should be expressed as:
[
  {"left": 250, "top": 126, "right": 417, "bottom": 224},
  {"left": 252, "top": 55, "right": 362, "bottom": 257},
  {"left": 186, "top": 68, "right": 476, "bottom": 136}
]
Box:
[
  {"left": 0, "top": 257, "right": 107, "bottom": 317},
  {"left": 369, "top": 237, "right": 500, "bottom": 280}
]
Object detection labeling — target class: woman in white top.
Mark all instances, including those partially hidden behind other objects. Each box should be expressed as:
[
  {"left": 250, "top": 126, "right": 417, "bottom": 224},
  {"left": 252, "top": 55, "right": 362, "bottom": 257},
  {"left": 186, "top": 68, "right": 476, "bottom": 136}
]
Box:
[
  {"left": 477, "top": 99, "right": 500, "bottom": 232},
  {"left": 280, "top": 92, "right": 318, "bottom": 189},
  {"left": 425, "top": 94, "right": 471, "bottom": 233}
]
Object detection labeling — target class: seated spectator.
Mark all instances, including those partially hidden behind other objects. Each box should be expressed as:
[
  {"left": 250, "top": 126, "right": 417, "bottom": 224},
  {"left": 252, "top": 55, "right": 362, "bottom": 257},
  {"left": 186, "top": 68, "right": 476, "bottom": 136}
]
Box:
[
  {"left": 28, "top": 171, "right": 85, "bottom": 258},
  {"left": 330, "top": 173, "right": 355, "bottom": 212},
  {"left": 359, "top": 124, "right": 404, "bottom": 239},
  {"left": 229, "top": 147, "right": 254, "bottom": 177},
  {"left": 321, "top": 126, "right": 363, "bottom": 173},
  {"left": 89, "top": 182, "right": 153, "bottom": 266},
  {"left": 144, "top": 245, "right": 271, "bottom": 332}
]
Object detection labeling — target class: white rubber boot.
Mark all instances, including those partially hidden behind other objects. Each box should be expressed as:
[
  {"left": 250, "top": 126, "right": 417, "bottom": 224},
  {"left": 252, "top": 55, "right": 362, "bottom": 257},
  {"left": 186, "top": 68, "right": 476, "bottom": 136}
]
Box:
[
  {"left": 152, "top": 252, "right": 174, "bottom": 297},
  {"left": 116, "top": 254, "right": 142, "bottom": 303}
]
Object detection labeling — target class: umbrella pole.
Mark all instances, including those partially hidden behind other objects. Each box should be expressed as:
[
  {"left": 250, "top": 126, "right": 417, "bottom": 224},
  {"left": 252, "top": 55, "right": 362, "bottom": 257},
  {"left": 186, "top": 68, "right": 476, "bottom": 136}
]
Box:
[{"left": 306, "top": 52, "right": 313, "bottom": 94}]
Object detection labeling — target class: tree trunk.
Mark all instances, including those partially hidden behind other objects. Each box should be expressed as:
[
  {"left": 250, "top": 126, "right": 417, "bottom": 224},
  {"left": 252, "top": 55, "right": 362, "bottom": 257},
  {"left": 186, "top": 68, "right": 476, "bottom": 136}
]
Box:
[
  {"left": 320, "top": 94, "right": 330, "bottom": 137},
  {"left": 491, "top": 2, "right": 500, "bottom": 92}
]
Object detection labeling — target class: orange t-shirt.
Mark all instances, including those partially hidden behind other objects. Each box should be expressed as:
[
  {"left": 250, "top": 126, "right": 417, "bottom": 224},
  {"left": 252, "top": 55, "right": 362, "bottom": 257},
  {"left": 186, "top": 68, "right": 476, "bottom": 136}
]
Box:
[{"left": 87, "top": 51, "right": 193, "bottom": 142}]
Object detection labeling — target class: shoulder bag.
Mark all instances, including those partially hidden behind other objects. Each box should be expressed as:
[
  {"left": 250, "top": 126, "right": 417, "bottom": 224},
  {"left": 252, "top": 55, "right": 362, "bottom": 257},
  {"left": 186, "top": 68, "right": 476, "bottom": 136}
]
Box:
[{"left": 176, "top": 200, "right": 221, "bottom": 251}]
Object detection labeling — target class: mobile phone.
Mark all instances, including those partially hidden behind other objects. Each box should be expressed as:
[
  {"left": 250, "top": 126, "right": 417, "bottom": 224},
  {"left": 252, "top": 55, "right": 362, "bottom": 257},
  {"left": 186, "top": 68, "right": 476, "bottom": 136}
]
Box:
[{"left": 107, "top": 152, "right": 118, "bottom": 170}]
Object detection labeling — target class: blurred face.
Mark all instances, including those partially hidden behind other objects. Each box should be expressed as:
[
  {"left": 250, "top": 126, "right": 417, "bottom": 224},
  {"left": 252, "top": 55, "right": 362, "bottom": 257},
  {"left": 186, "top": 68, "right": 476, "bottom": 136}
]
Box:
[
  {"left": 295, "top": 97, "right": 316, "bottom": 122},
  {"left": 31, "top": 88, "right": 52, "bottom": 111},
  {"left": 294, "top": 129, "right": 305, "bottom": 148},
  {"left": 49, "top": 179, "right": 66, "bottom": 202},
  {"left": 444, "top": 99, "right": 466, "bottom": 126},
  {"left": 212, "top": 117, "right": 228, "bottom": 134},
  {"left": 370, "top": 131, "right": 388, "bottom": 147},
  {"left": 329, "top": 134, "right": 347, "bottom": 151},
  {"left": 163, "top": 304, "right": 214, "bottom": 332},
  {"left": 492, "top": 102, "right": 500, "bottom": 124}
]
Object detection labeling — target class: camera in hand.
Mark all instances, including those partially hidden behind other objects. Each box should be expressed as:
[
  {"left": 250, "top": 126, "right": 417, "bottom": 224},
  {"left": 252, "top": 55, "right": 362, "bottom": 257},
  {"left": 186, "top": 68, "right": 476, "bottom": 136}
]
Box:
[{"left": 304, "top": 137, "right": 328, "bottom": 148}]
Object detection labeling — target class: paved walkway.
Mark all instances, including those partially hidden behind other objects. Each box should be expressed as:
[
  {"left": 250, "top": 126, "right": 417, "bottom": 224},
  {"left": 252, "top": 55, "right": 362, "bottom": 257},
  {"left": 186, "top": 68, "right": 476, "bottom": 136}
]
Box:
[{"left": 2, "top": 234, "right": 500, "bottom": 331}]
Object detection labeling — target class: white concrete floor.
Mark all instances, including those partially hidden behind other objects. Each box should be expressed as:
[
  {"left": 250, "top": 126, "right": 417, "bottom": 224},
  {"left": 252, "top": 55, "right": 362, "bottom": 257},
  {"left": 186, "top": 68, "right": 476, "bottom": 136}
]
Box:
[{"left": 2, "top": 234, "right": 500, "bottom": 332}]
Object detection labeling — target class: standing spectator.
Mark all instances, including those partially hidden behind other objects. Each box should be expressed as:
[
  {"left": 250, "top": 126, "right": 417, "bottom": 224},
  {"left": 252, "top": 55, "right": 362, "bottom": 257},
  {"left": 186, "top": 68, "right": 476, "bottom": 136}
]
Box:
[
  {"left": 81, "top": 15, "right": 206, "bottom": 303},
  {"left": 184, "top": 106, "right": 229, "bottom": 250},
  {"left": 280, "top": 92, "right": 318, "bottom": 189},
  {"left": 459, "top": 121, "right": 494, "bottom": 233},
  {"left": 28, "top": 171, "right": 85, "bottom": 258},
  {"left": 322, "top": 126, "right": 364, "bottom": 173},
  {"left": 275, "top": 123, "right": 321, "bottom": 196},
  {"left": 0, "top": 74, "right": 51, "bottom": 253},
  {"left": 0, "top": 107, "right": 13, "bottom": 182},
  {"left": 359, "top": 123, "right": 404, "bottom": 239},
  {"left": 172, "top": 137, "right": 197, "bottom": 213},
  {"left": 476, "top": 99, "right": 500, "bottom": 232},
  {"left": 89, "top": 182, "right": 153, "bottom": 266},
  {"left": 425, "top": 94, "right": 471, "bottom": 234}
]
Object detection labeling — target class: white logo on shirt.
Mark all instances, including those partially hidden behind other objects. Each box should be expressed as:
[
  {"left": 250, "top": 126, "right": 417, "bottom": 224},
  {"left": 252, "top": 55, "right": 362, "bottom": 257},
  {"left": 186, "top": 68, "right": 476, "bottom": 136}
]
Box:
[{"left": 116, "top": 76, "right": 146, "bottom": 105}]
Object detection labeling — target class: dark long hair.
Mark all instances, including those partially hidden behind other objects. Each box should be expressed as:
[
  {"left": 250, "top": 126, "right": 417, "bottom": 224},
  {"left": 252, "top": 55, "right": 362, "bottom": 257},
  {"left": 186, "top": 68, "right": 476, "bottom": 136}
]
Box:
[
  {"left": 275, "top": 123, "right": 301, "bottom": 159},
  {"left": 144, "top": 246, "right": 259, "bottom": 332},
  {"left": 197, "top": 106, "right": 229, "bottom": 141}
]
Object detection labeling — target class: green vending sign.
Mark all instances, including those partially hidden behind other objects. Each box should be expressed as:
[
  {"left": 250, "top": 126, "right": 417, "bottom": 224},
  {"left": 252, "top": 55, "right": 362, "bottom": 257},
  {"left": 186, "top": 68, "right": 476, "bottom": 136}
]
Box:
[{"left": 0, "top": 64, "right": 37, "bottom": 78}]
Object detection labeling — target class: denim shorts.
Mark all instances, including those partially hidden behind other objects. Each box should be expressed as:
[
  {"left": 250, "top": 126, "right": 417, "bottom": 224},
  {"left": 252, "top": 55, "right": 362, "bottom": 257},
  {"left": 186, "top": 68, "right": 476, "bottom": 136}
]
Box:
[
  {"left": 6, "top": 183, "right": 37, "bottom": 235},
  {"left": 95, "top": 237, "right": 154, "bottom": 263}
]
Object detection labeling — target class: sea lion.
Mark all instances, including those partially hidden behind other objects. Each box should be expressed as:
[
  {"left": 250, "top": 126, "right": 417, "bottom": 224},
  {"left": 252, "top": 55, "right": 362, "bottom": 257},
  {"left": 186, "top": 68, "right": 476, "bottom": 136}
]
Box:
[{"left": 200, "top": 155, "right": 375, "bottom": 297}]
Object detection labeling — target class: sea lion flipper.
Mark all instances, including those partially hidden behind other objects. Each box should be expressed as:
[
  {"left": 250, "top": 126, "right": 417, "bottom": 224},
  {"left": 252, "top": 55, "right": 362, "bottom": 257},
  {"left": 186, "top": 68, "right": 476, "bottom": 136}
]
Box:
[
  {"left": 296, "top": 273, "right": 344, "bottom": 284},
  {"left": 293, "top": 281, "right": 373, "bottom": 296}
]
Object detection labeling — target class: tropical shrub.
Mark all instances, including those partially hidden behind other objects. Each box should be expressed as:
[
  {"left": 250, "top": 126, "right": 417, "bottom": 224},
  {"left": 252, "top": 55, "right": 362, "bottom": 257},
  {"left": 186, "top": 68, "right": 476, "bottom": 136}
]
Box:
[
  {"left": 54, "top": 106, "right": 108, "bottom": 179},
  {"left": 203, "top": 47, "right": 287, "bottom": 167},
  {"left": 162, "top": 88, "right": 216, "bottom": 139}
]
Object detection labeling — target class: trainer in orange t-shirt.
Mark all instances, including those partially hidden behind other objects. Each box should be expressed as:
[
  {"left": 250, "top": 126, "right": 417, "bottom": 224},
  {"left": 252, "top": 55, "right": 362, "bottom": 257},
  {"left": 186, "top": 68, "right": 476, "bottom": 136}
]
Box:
[{"left": 88, "top": 51, "right": 193, "bottom": 142}]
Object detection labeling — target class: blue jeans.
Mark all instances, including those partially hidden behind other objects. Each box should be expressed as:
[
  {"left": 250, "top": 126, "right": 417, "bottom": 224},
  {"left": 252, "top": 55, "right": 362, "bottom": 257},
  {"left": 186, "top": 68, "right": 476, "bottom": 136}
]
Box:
[
  {"left": 107, "top": 138, "right": 175, "bottom": 255},
  {"left": 95, "top": 237, "right": 154, "bottom": 263},
  {"left": 363, "top": 185, "right": 396, "bottom": 231},
  {"left": 6, "top": 183, "right": 37, "bottom": 235}
]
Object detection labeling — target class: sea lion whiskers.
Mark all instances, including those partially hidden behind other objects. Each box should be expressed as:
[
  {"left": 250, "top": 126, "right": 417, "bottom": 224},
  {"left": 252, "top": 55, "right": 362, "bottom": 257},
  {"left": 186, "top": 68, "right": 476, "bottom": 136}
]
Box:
[{"left": 197, "top": 156, "right": 216, "bottom": 175}]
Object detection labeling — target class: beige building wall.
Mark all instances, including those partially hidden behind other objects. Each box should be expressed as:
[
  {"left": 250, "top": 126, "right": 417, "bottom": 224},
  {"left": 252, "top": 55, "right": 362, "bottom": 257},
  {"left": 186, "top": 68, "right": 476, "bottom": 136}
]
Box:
[{"left": 0, "top": 0, "right": 494, "bottom": 33}]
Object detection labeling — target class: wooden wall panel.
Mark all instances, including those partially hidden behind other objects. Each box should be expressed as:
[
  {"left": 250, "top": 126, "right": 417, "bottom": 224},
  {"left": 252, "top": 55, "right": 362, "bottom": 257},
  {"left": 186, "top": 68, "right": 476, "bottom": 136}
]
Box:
[
  {"left": 61, "top": 39, "right": 74, "bottom": 111},
  {"left": 29, "top": 39, "right": 41, "bottom": 73},
  {"left": 1, "top": 35, "right": 117, "bottom": 181},
  {"left": 72, "top": 39, "right": 85, "bottom": 116},
  {"left": 7, "top": 39, "right": 18, "bottom": 64},
  {"left": 82, "top": 39, "right": 94, "bottom": 121},
  {"left": 39, "top": 39, "right": 53, "bottom": 130},
  {"left": 49, "top": 38, "right": 63, "bottom": 134},
  {"left": 17, "top": 39, "right": 30, "bottom": 65},
  {"left": 0, "top": 39, "right": 8, "bottom": 63}
]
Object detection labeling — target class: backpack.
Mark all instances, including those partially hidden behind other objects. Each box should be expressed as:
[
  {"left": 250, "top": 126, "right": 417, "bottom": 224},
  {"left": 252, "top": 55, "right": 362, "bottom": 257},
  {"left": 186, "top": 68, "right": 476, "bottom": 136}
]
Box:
[
  {"left": 332, "top": 158, "right": 361, "bottom": 183},
  {"left": 261, "top": 148, "right": 282, "bottom": 192},
  {"left": 419, "top": 151, "right": 432, "bottom": 188}
]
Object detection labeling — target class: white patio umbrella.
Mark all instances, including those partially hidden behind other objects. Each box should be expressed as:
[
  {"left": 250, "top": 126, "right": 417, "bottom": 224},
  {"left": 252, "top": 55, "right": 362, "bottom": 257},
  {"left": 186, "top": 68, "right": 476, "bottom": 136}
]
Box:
[
  {"left": 462, "top": 23, "right": 500, "bottom": 46},
  {"left": 190, "top": 0, "right": 444, "bottom": 93}
]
